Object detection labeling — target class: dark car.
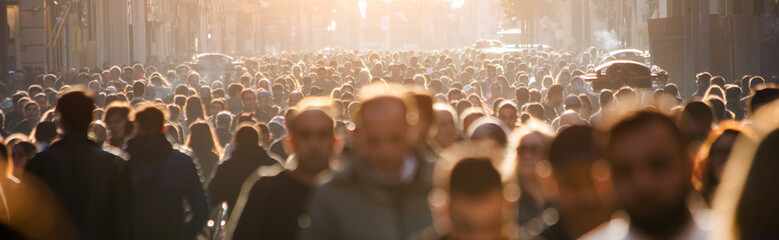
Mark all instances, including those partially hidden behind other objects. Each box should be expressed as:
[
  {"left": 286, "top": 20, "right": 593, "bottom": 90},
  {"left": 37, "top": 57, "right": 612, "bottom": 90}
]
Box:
[{"left": 584, "top": 60, "right": 658, "bottom": 91}]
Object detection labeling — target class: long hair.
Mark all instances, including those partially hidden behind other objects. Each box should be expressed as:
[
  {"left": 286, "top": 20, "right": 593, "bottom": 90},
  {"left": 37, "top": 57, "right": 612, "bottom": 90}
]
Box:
[
  {"left": 184, "top": 96, "right": 206, "bottom": 123},
  {"left": 186, "top": 121, "right": 222, "bottom": 157}
]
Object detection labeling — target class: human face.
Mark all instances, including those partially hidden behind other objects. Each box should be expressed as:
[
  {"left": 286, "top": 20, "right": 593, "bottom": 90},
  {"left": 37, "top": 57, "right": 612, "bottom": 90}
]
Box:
[
  {"left": 241, "top": 93, "right": 258, "bottom": 111},
  {"left": 210, "top": 102, "right": 224, "bottom": 116},
  {"left": 449, "top": 190, "right": 506, "bottom": 240},
  {"left": 291, "top": 110, "right": 335, "bottom": 174},
  {"left": 355, "top": 99, "right": 409, "bottom": 181},
  {"left": 554, "top": 162, "right": 611, "bottom": 236},
  {"left": 35, "top": 96, "right": 49, "bottom": 110},
  {"left": 12, "top": 145, "right": 30, "bottom": 170},
  {"left": 708, "top": 132, "right": 737, "bottom": 182},
  {"left": 106, "top": 114, "right": 128, "bottom": 137},
  {"left": 498, "top": 107, "right": 517, "bottom": 130},
  {"left": 24, "top": 104, "right": 40, "bottom": 121},
  {"left": 518, "top": 132, "right": 546, "bottom": 179},
  {"left": 434, "top": 110, "right": 458, "bottom": 148},
  {"left": 110, "top": 69, "right": 120, "bottom": 80},
  {"left": 188, "top": 75, "right": 200, "bottom": 88},
  {"left": 608, "top": 123, "right": 691, "bottom": 226}
]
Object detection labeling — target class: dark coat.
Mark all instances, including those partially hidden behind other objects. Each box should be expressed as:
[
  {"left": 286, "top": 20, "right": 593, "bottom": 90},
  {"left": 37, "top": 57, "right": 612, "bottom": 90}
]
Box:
[
  {"left": 208, "top": 145, "right": 280, "bottom": 211},
  {"left": 26, "top": 135, "right": 130, "bottom": 240},
  {"left": 125, "top": 133, "right": 209, "bottom": 240}
]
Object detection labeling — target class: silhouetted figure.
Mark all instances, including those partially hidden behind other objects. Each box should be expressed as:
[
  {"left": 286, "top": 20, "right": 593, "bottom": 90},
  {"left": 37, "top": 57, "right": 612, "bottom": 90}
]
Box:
[
  {"left": 208, "top": 124, "right": 279, "bottom": 211},
  {"left": 125, "top": 105, "right": 208, "bottom": 240},
  {"left": 26, "top": 91, "right": 130, "bottom": 240},
  {"left": 300, "top": 86, "right": 433, "bottom": 240},
  {"left": 231, "top": 98, "right": 337, "bottom": 240},
  {"left": 582, "top": 111, "right": 708, "bottom": 239}
]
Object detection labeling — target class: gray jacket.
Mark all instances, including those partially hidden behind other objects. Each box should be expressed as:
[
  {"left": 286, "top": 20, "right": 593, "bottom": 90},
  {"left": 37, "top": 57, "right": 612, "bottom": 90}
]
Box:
[{"left": 299, "top": 152, "right": 434, "bottom": 240}]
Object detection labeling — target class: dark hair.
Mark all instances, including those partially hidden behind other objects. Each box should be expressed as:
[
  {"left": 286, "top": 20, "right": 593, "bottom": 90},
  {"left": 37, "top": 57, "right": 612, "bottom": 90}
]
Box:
[
  {"left": 696, "top": 72, "right": 713, "bottom": 85},
  {"left": 526, "top": 103, "right": 545, "bottom": 121},
  {"left": 133, "top": 105, "right": 166, "bottom": 134},
  {"left": 450, "top": 158, "right": 502, "bottom": 197},
  {"left": 706, "top": 98, "right": 728, "bottom": 121},
  {"left": 550, "top": 125, "right": 599, "bottom": 169},
  {"left": 187, "top": 121, "right": 221, "bottom": 156},
  {"left": 184, "top": 96, "right": 206, "bottom": 122},
  {"left": 468, "top": 119, "right": 509, "bottom": 147},
  {"left": 749, "top": 88, "right": 779, "bottom": 114},
  {"left": 564, "top": 96, "right": 582, "bottom": 110},
  {"left": 57, "top": 91, "right": 96, "bottom": 134},
  {"left": 735, "top": 128, "right": 779, "bottom": 239},
  {"left": 227, "top": 83, "right": 245, "bottom": 97},
  {"left": 725, "top": 85, "right": 742, "bottom": 101},
  {"left": 609, "top": 111, "right": 684, "bottom": 158},
  {"left": 233, "top": 125, "right": 259, "bottom": 148},
  {"left": 133, "top": 80, "right": 146, "bottom": 96},
  {"left": 34, "top": 121, "right": 58, "bottom": 143}
]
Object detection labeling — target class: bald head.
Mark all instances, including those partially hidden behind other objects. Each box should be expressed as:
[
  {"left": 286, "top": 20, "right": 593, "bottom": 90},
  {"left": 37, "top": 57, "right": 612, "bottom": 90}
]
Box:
[{"left": 355, "top": 96, "right": 412, "bottom": 182}]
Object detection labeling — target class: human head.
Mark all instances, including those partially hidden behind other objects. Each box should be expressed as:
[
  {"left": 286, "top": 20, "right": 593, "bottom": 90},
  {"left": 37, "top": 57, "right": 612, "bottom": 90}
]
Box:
[
  {"left": 729, "top": 128, "right": 779, "bottom": 239},
  {"left": 679, "top": 101, "right": 714, "bottom": 145},
  {"left": 240, "top": 89, "right": 258, "bottom": 111},
  {"left": 353, "top": 84, "right": 418, "bottom": 182},
  {"left": 497, "top": 102, "right": 518, "bottom": 130},
  {"left": 693, "top": 122, "right": 742, "bottom": 203},
  {"left": 104, "top": 103, "right": 133, "bottom": 138},
  {"left": 132, "top": 104, "right": 167, "bottom": 136},
  {"left": 57, "top": 91, "right": 96, "bottom": 135},
  {"left": 133, "top": 80, "right": 146, "bottom": 98},
  {"left": 186, "top": 121, "right": 220, "bottom": 155},
  {"left": 433, "top": 103, "right": 458, "bottom": 149},
  {"left": 23, "top": 101, "right": 41, "bottom": 122},
  {"left": 233, "top": 124, "right": 259, "bottom": 149},
  {"left": 209, "top": 99, "right": 226, "bottom": 116},
  {"left": 429, "top": 142, "right": 518, "bottom": 240},
  {"left": 749, "top": 88, "right": 779, "bottom": 114},
  {"left": 696, "top": 72, "right": 712, "bottom": 91},
  {"left": 546, "top": 84, "right": 564, "bottom": 106},
  {"left": 607, "top": 110, "right": 692, "bottom": 238},
  {"left": 466, "top": 117, "right": 510, "bottom": 148},
  {"left": 514, "top": 129, "right": 552, "bottom": 181},
  {"left": 286, "top": 97, "right": 338, "bottom": 175},
  {"left": 184, "top": 96, "right": 206, "bottom": 122},
  {"left": 34, "top": 121, "right": 58, "bottom": 144},
  {"left": 548, "top": 125, "right": 611, "bottom": 237}
]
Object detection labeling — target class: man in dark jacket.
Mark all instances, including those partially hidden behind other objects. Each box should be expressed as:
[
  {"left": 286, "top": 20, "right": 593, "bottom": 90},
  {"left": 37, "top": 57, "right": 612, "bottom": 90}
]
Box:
[
  {"left": 208, "top": 124, "right": 280, "bottom": 211},
  {"left": 300, "top": 85, "right": 433, "bottom": 240},
  {"left": 26, "top": 91, "right": 130, "bottom": 240},
  {"left": 125, "top": 105, "right": 209, "bottom": 240},
  {"left": 230, "top": 97, "right": 337, "bottom": 240}
]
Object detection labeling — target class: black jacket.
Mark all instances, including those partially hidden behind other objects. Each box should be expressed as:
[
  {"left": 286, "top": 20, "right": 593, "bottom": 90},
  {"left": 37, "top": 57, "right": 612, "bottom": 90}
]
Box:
[
  {"left": 126, "top": 134, "right": 209, "bottom": 240},
  {"left": 208, "top": 145, "right": 280, "bottom": 211},
  {"left": 26, "top": 135, "right": 130, "bottom": 240}
]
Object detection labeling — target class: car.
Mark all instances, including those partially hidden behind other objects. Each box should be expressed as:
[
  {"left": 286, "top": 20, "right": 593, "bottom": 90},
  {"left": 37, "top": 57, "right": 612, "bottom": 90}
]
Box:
[
  {"left": 583, "top": 60, "right": 658, "bottom": 91},
  {"left": 605, "top": 49, "right": 650, "bottom": 64},
  {"left": 473, "top": 39, "right": 504, "bottom": 49},
  {"left": 189, "top": 53, "right": 243, "bottom": 81}
]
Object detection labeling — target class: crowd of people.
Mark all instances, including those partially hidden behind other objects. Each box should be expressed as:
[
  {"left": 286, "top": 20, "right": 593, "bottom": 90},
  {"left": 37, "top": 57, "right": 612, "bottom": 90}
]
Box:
[{"left": 1, "top": 46, "right": 778, "bottom": 240}]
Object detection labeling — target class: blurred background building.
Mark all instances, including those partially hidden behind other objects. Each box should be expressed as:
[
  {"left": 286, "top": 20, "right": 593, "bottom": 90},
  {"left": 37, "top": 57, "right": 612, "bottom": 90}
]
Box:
[{"left": 1, "top": 0, "right": 777, "bottom": 84}]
